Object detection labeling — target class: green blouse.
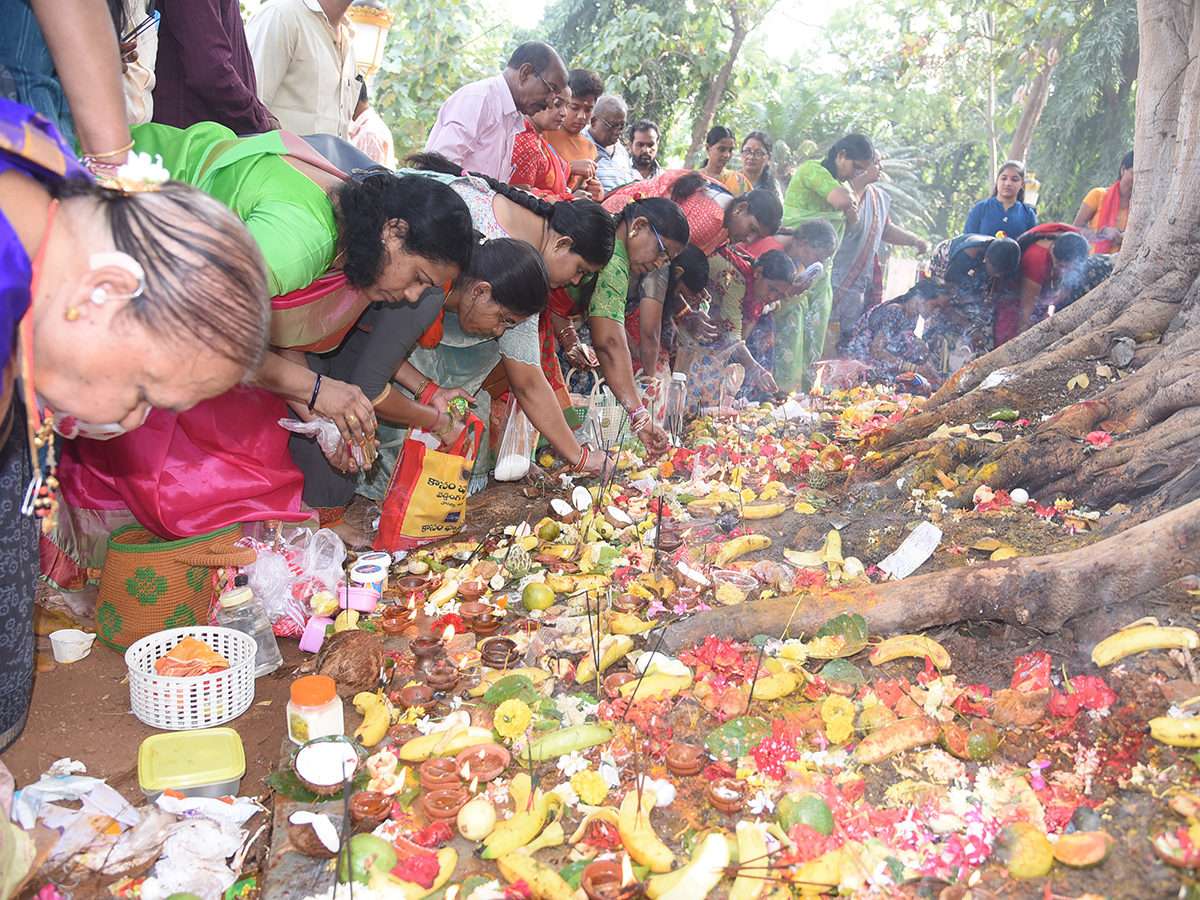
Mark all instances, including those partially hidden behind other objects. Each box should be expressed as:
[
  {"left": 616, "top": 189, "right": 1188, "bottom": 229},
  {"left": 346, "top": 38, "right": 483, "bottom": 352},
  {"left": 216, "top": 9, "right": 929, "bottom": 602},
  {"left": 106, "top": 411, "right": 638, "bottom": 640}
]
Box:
[
  {"left": 567, "top": 239, "right": 631, "bottom": 321},
  {"left": 782, "top": 159, "right": 846, "bottom": 236},
  {"left": 130, "top": 121, "right": 338, "bottom": 297}
]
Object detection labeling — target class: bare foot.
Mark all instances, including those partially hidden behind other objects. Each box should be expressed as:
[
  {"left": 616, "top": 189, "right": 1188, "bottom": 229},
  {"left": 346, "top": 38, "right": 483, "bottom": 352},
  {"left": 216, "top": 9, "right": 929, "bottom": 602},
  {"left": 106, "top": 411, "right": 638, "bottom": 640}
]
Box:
[{"left": 328, "top": 519, "right": 374, "bottom": 550}]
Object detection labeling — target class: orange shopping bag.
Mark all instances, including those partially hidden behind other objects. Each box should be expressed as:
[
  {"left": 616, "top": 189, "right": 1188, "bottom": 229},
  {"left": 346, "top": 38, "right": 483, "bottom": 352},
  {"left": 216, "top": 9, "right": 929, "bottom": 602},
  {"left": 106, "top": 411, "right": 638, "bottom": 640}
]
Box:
[{"left": 374, "top": 416, "right": 482, "bottom": 551}]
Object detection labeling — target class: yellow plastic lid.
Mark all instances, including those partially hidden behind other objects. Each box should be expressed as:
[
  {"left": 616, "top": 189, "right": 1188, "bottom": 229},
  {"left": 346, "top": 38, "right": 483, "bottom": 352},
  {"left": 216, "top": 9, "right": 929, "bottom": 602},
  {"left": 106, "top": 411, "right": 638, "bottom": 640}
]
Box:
[{"left": 138, "top": 727, "right": 246, "bottom": 793}]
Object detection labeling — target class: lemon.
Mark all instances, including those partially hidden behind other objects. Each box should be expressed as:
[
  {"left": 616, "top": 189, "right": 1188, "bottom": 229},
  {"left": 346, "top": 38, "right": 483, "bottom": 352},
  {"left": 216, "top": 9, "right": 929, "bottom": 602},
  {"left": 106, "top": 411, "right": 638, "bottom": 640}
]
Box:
[
  {"left": 539, "top": 453, "right": 555, "bottom": 468},
  {"left": 777, "top": 793, "right": 834, "bottom": 836},
  {"left": 522, "top": 582, "right": 555, "bottom": 611},
  {"left": 537, "top": 520, "right": 561, "bottom": 542}
]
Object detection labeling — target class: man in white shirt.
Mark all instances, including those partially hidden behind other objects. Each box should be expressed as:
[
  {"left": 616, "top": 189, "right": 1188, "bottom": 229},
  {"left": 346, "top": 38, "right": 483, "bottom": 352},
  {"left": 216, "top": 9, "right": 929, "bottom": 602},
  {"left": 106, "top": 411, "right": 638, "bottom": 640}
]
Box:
[
  {"left": 585, "top": 94, "right": 638, "bottom": 192},
  {"left": 349, "top": 78, "right": 396, "bottom": 169},
  {"left": 425, "top": 41, "right": 567, "bottom": 182},
  {"left": 246, "top": 0, "right": 358, "bottom": 138}
]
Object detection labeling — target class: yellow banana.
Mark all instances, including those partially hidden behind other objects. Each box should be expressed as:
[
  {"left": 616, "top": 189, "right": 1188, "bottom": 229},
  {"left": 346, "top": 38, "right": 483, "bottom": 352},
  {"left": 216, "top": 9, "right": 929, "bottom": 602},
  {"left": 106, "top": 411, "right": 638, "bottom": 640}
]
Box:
[
  {"left": 496, "top": 852, "right": 575, "bottom": 900},
  {"left": 352, "top": 691, "right": 391, "bottom": 746},
  {"left": 483, "top": 774, "right": 562, "bottom": 859},
  {"left": 750, "top": 670, "right": 800, "bottom": 701},
  {"left": 869, "top": 634, "right": 952, "bottom": 669},
  {"left": 618, "top": 788, "right": 675, "bottom": 872},
  {"left": 467, "top": 667, "right": 552, "bottom": 698},
  {"left": 523, "top": 820, "right": 564, "bottom": 854},
  {"left": 742, "top": 502, "right": 788, "bottom": 520},
  {"left": 729, "top": 821, "right": 769, "bottom": 900},
  {"left": 606, "top": 610, "right": 658, "bottom": 635},
  {"left": 1092, "top": 624, "right": 1200, "bottom": 666},
  {"left": 576, "top": 634, "right": 634, "bottom": 683},
  {"left": 427, "top": 576, "right": 461, "bottom": 607},
  {"left": 713, "top": 534, "right": 772, "bottom": 567},
  {"left": 398, "top": 725, "right": 494, "bottom": 762},
  {"left": 368, "top": 847, "right": 457, "bottom": 900},
  {"left": 618, "top": 672, "right": 693, "bottom": 704},
  {"left": 1149, "top": 716, "right": 1200, "bottom": 747},
  {"left": 545, "top": 573, "right": 611, "bottom": 593}
]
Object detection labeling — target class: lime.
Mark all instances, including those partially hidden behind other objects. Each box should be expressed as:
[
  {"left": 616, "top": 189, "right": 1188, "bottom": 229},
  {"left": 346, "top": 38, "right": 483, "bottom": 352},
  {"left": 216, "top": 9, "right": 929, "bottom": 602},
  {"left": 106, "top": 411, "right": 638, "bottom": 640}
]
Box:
[
  {"left": 522, "top": 582, "right": 555, "bottom": 611},
  {"left": 537, "top": 520, "right": 561, "bottom": 542},
  {"left": 777, "top": 792, "right": 834, "bottom": 836}
]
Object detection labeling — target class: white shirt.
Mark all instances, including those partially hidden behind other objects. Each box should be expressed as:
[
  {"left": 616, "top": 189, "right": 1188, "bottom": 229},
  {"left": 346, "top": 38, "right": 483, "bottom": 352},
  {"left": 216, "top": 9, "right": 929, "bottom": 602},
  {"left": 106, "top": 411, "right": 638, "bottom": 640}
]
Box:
[
  {"left": 246, "top": 0, "right": 358, "bottom": 138},
  {"left": 425, "top": 75, "right": 524, "bottom": 182}
]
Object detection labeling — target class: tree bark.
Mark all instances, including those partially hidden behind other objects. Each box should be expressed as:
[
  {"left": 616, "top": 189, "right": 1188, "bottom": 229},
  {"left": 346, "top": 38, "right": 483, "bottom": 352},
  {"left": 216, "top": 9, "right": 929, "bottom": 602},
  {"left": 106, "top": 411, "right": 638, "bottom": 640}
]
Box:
[
  {"left": 664, "top": 495, "right": 1200, "bottom": 651},
  {"left": 683, "top": 0, "right": 748, "bottom": 169},
  {"left": 1006, "top": 37, "right": 1062, "bottom": 163}
]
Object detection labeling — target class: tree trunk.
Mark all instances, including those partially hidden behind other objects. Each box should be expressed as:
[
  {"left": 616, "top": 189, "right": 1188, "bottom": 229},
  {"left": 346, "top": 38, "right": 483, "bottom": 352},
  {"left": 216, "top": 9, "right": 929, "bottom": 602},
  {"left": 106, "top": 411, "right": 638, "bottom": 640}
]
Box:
[
  {"left": 665, "top": 495, "right": 1200, "bottom": 650},
  {"left": 1006, "top": 37, "right": 1062, "bottom": 163},
  {"left": 683, "top": 1, "right": 748, "bottom": 169}
]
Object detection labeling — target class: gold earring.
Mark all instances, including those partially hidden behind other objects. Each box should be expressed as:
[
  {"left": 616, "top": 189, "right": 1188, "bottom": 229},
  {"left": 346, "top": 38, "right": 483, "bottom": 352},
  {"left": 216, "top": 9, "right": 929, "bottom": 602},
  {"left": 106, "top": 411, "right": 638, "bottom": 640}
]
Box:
[{"left": 64, "top": 307, "right": 81, "bottom": 321}]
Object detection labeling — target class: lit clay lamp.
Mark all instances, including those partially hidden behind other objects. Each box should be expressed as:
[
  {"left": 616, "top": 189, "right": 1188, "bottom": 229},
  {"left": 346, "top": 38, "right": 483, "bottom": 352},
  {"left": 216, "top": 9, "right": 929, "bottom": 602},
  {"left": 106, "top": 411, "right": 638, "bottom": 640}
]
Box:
[
  {"left": 480, "top": 637, "right": 520, "bottom": 669},
  {"left": 410, "top": 635, "right": 445, "bottom": 675},
  {"left": 423, "top": 787, "right": 469, "bottom": 821},
  {"left": 419, "top": 757, "right": 461, "bottom": 791},
  {"left": 425, "top": 660, "right": 461, "bottom": 693},
  {"left": 349, "top": 791, "right": 392, "bottom": 832},
  {"left": 664, "top": 743, "right": 707, "bottom": 777},
  {"left": 706, "top": 777, "right": 748, "bottom": 815},
  {"left": 457, "top": 581, "right": 486, "bottom": 604},
  {"left": 455, "top": 743, "right": 510, "bottom": 783}
]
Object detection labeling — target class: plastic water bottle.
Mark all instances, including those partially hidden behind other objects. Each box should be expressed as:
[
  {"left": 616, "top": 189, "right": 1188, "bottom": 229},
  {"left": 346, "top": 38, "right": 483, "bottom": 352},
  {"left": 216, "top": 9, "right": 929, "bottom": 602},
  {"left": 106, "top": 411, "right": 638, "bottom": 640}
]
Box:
[
  {"left": 216, "top": 574, "right": 283, "bottom": 678},
  {"left": 664, "top": 372, "right": 688, "bottom": 445}
]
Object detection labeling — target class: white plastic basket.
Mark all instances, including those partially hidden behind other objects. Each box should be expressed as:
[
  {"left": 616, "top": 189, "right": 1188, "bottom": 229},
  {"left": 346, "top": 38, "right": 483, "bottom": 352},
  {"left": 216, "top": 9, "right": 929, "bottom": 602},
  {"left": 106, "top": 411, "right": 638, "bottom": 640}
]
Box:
[{"left": 125, "top": 627, "right": 256, "bottom": 730}]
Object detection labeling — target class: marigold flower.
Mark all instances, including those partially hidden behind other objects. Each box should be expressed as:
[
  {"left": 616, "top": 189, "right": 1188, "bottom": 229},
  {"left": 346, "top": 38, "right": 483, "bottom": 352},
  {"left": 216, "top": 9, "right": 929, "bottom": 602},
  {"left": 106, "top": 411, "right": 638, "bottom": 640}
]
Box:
[
  {"left": 571, "top": 769, "right": 609, "bottom": 806},
  {"left": 494, "top": 698, "right": 533, "bottom": 739},
  {"left": 821, "top": 694, "right": 856, "bottom": 745}
]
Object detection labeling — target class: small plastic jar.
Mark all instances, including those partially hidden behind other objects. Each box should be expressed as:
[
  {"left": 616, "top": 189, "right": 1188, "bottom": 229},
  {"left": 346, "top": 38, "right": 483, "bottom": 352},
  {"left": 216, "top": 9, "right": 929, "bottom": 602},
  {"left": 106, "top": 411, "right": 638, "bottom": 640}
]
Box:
[
  {"left": 287, "top": 674, "right": 344, "bottom": 745},
  {"left": 350, "top": 562, "right": 388, "bottom": 599},
  {"left": 356, "top": 552, "right": 392, "bottom": 587}
]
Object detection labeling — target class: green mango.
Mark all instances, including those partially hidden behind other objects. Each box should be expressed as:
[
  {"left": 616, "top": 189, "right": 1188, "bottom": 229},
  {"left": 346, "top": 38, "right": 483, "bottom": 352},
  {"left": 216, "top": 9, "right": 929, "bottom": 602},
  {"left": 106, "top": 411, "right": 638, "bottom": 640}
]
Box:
[{"left": 336, "top": 833, "right": 398, "bottom": 885}]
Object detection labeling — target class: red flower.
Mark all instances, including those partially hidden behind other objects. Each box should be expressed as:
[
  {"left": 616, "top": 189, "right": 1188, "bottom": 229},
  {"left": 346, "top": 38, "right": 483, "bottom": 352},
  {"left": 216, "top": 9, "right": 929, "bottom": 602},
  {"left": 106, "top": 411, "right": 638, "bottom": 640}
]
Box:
[
  {"left": 1085, "top": 430, "right": 1113, "bottom": 447},
  {"left": 390, "top": 852, "right": 442, "bottom": 888}
]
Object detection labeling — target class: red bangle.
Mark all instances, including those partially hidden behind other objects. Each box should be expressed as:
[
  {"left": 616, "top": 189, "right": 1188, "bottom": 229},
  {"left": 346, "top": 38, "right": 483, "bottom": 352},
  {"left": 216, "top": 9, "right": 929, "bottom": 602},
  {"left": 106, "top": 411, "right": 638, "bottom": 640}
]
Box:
[
  {"left": 572, "top": 445, "right": 590, "bottom": 473},
  {"left": 419, "top": 381, "right": 438, "bottom": 405}
]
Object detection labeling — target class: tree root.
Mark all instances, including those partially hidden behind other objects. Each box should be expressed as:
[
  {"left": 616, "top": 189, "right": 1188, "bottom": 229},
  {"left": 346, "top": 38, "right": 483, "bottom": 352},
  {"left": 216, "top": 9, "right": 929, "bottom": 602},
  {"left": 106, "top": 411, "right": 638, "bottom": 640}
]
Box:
[{"left": 663, "top": 495, "right": 1200, "bottom": 651}]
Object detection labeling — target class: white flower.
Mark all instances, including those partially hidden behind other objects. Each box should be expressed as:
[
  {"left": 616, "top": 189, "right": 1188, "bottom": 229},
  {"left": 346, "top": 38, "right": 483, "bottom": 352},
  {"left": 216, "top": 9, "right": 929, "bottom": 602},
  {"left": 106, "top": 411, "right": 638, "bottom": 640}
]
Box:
[
  {"left": 116, "top": 151, "right": 170, "bottom": 185},
  {"left": 464, "top": 880, "right": 507, "bottom": 900},
  {"left": 636, "top": 776, "right": 675, "bottom": 807},
  {"left": 556, "top": 751, "right": 589, "bottom": 777},
  {"left": 414, "top": 715, "right": 437, "bottom": 735},
  {"left": 1168, "top": 704, "right": 1196, "bottom": 719},
  {"left": 551, "top": 782, "right": 579, "bottom": 807},
  {"left": 747, "top": 789, "right": 775, "bottom": 816}
]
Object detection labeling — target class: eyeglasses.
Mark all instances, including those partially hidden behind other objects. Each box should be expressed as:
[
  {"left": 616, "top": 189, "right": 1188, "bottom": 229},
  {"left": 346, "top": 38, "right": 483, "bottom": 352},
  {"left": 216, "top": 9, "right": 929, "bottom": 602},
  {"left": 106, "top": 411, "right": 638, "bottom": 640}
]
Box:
[
  {"left": 529, "top": 65, "right": 560, "bottom": 97},
  {"left": 593, "top": 113, "right": 626, "bottom": 133},
  {"left": 649, "top": 222, "right": 670, "bottom": 264},
  {"left": 494, "top": 301, "right": 519, "bottom": 331},
  {"left": 741, "top": 148, "right": 768, "bottom": 159}
]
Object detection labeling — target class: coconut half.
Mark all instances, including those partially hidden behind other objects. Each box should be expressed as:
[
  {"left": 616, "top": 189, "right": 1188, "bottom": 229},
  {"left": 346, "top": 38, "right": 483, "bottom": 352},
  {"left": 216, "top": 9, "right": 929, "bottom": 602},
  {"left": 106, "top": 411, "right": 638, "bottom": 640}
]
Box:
[
  {"left": 604, "top": 505, "right": 633, "bottom": 528},
  {"left": 571, "top": 486, "right": 593, "bottom": 512},
  {"left": 288, "top": 811, "right": 340, "bottom": 856},
  {"left": 550, "top": 497, "right": 579, "bottom": 523},
  {"left": 294, "top": 740, "right": 361, "bottom": 796}
]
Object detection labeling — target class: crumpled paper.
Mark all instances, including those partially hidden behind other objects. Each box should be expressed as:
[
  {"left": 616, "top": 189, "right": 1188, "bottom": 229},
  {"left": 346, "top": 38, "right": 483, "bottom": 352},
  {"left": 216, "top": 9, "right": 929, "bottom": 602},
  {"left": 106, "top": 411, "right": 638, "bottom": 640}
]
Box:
[{"left": 1, "top": 760, "right": 36, "bottom": 900}]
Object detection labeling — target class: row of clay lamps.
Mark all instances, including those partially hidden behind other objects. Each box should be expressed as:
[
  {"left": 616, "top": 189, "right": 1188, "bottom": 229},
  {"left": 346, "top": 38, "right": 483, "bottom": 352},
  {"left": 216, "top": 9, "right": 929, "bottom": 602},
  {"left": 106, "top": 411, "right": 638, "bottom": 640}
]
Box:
[{"left": 418, "top": 744, "right": 510, "bottom": 823}]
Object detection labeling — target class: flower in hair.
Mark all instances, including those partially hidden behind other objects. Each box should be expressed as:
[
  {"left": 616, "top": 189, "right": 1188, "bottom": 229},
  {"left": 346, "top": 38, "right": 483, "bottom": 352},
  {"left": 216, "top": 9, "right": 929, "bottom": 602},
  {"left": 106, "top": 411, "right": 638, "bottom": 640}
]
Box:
[{"left": 96, "top": 151, "right": 170, "bottom": 194}]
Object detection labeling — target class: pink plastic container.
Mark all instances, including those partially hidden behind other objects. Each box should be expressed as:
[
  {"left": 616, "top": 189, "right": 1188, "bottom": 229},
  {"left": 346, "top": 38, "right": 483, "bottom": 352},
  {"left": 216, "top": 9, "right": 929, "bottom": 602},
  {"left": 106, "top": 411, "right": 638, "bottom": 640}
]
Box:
[
  {"left": 339, "top": 586, "right": 378, "bottom": 614},
  {"left": 299, "top": 616, "right": 335, "bottom": 653}
]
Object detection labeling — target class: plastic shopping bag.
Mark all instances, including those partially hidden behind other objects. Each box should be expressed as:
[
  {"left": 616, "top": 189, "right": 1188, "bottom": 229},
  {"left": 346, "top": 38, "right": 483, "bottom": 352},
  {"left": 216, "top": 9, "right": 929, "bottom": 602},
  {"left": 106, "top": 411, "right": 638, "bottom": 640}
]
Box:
[{"left": 494, "top": 395, "right": 539, "bottom": 482}]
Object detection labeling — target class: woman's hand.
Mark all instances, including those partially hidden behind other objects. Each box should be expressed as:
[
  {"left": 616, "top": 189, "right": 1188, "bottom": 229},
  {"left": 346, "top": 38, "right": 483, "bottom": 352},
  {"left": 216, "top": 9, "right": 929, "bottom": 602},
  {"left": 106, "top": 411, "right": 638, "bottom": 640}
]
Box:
[
  {"left": 751, "top": 365, "right": 778, "bottom": 395},
  {"left": 569, "top": 158, "right": 597, "bottom": 180},
  {"left": 429, "top": 385, "right": 475, "bottom": 419},
  {"left": 580, "top": 177, "right": 604, "bottom": 202},
  {"left": 638, "top": 420, "right": 670, "bottom": 457},
  {"left": 579, "top": 448, "right": 614, "bottom": 478},
  {"left": 790, "top": 269, "right": 819, "bottom": 297},
  {"left": 558, "top": 326, "right": 599, "bottom": 369},
  {"left": 682, "top": 310, "right": 719, "bottom": 343},
  {"left": 433, "top": 406, "right": 468, "bottom": 448},
  {"left": 312, "top": 377, "right": 376, "bottom": 446}
]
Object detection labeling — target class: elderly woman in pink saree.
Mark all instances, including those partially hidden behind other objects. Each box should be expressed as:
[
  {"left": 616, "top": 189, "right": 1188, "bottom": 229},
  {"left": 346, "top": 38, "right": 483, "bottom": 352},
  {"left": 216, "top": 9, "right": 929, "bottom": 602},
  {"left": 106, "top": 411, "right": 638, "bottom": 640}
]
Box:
[{"left": 47, "top": 121, "right": 475, "bottom": 588}]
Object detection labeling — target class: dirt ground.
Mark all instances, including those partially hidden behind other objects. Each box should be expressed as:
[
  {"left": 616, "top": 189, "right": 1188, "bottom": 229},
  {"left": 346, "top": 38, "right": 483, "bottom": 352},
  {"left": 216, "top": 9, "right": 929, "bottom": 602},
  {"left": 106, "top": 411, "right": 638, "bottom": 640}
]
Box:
[{"left": 7, "top": 477, "right": 1200, "bottom": 899}]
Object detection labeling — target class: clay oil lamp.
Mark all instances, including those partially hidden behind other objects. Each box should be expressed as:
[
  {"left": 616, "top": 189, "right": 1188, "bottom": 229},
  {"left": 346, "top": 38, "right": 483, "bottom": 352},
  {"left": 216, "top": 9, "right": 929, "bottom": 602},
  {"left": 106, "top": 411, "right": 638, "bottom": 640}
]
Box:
[
  {"left": 458, "top": 601, "right": 489, "bottom": 624},
  {"left": 419, "top": 757, "right": 461, "bottom": 791},
  {"left": 511, "top": 619, "right": 540, "bottom": 638},
  {"left": 396, "top": 575, "right": 427, "bottom": 600},
  {"left": 455, "top": 743, "right": 510, "bottom": 783},
  {"left": 396, "top": 684, "right": 438, "bottom": 715},
  {"left": 349, "top": 791, "right": 392, "bottom": 832},
  {"left": 603, "top": 672, "right": 636, "bottom": 698},
  {"left": 581, "top": 859, "right": 624, "bottom": 900},
  {"left": 425, "top": 660, "right": 461, "bottom": 693},
  {"left": 664, "top": 743, "right": 707, "bottom": 777},
  {"left": 706, "top": 777, "right": 748, "bottom": 815},
  {"left": 381, "top": 606, "right": 411, "bottom": 637},
  {"left": 480, "top": 637, "right": 519, "bottom": 669},
  {"left": 388, "top": 723, "right": 421, "bottom": 745},
  {"left": 612, "top": 594, "right": 645, "bottom": 616},
  {"left": 670, "top": 588, "right": 702, "bottom": 613},
  {"left": 656, "top": 528, "right": 683, "bottom": 553},
  {"left": 423, "top": 787, "right": 469, "bottom": 822},
  {"left": 471, "top": 612, "right": 502, "bottom": 638},
  {"left": 457, "top": 581, "right": 486, "bottom": 604}
]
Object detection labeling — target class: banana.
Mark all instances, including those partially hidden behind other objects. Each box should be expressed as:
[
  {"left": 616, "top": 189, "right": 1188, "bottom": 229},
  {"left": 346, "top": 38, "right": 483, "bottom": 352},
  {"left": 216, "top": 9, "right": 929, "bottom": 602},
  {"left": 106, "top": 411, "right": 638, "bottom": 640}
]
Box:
[
  {"left": 429, "top": 542, "right": 477, "bottom": 561},
  {"left": 368, "top": 847, "right": 457, "bottom": 900},
  {"left": 742, "top": 502, "right": 787, "bottom": 520},
  {"left": 618, "top": 788, "right": 675, "bottom": 872},
  {"left": 398, "top": 725, "right": 495, "bottom": 762},
  {"left": 545, "top": 573, "right": 611, "bottom": 594},
  {"left": 750, "top": 670, "right": 801, "bottom": 701},
  {"left": 1149, "top": 716, "right": 1200, "bottom": 747},
  {"left": 568, "top": 808, "right": 619, "bottom": 843},
  {"left": 1092, "top": 624, "right": 1200, "bottom": 666},
  {"left": 576, "top": 634, "right": 634, "bottom": 683},
  {"left": 729, "top": 821, "right": 769, "bottom": 900},
  {"left": 650, "top": 833, "right": 730, "bottom": 900},
  {"left": 526, "top": 724, "right": 615, "bottom": 761},
  {"left": 784, "top": 530, "right": 844, "bottom": 571},
  {"left": 523, "top": 820, "right": 564, "bottom": 854},
  {"left": 496, "top": 851, "right": 575, "bottom": 900},
  {"left": 333, "top": 609, "right": 359, "bottom": 632},
  {"left": 606, "top": 610, "right": 658, "bottom": 635},
  {"left": 855, "top": 716, "right": 941, "bottom": 765},
  {"left": 467, "top": 667, "right": 552, "bottom": 698},
  {"left": 352, "top": 691, "right": 391, "bottom": 746},
  {"left": 618, "top": 672, "right": 693, "bottom": 704},
  {"left": 427, "top": 576, "right": 461, "bottom": 607},
  {"left": 869, "top": 634, "right": 952, "bottom": 669},
  {"left": 482, "top": 785, "right": 561, "bottom": 858},
  {"left": 713, "top": 534, "right": 772, "bottom": 567}
]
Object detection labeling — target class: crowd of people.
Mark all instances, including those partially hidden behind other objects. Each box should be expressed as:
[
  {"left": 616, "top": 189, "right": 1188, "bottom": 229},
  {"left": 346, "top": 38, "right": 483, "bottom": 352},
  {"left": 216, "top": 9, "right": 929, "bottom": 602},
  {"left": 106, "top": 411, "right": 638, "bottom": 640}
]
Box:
[{"left": 0, "top": 2, "right": 1131, "bottom": 750}]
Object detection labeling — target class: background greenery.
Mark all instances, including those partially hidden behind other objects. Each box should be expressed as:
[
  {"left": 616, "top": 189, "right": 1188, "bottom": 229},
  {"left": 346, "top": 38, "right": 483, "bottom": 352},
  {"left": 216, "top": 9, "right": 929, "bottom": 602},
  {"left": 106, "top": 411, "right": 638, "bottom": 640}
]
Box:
[{"left": 371, "top": 0, "right": 1137, "bottom": 243}]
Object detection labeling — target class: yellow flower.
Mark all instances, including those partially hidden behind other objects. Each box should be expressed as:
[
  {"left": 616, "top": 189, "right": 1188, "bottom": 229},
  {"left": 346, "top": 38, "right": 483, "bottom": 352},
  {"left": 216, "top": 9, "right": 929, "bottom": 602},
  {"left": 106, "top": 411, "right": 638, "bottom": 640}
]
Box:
[
  {"left": 494, "top": 699, "right": 533, "bottom": 740},
  {"left": 571, "top": 769, "right": 609, "bottom": 806},
  {"left": 821, "top": 694, "right": 856, "bottom": 745}
]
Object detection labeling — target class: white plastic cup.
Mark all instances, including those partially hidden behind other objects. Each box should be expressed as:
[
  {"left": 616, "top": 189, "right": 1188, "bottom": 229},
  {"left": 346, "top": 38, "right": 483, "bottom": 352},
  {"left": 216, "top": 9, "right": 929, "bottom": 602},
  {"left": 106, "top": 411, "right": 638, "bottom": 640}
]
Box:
[{"left": 49, "top": 628, "right": 96, "bottom": 663}]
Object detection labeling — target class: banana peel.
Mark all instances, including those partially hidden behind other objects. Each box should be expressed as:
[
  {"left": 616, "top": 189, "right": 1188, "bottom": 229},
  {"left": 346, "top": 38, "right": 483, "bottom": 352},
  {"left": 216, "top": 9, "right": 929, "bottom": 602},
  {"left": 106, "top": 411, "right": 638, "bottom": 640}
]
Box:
[
  {"left": 618, "top": 788, "right": 675, "bottom": 872},
  {"left": 482, "top": 774, "right": 562, "bottom": 858},
  {"left": 606, "top": 610, "right": 658, "bottom": 635},
  {"left": 728, "top": 821, "right": 769, "bottom": 900},
  {"left": 619, "top": 671, "right": 693, "bottom": 704},
  {"left": 523, "top": 820, "right": 564, "bottom": 854},
  {"left": 712, "top": 534, "right": 771, "bottom": 567},
  {"left": 869, "top": 634, "right": 952, "bottom": 669},
  {"left": 1092, "top": 623, "right": 1200, "bottom": 666},
  {"left": 569, "top": 808, "right": 620, "bottom": 844},
  {"left": 783, "top": 529, "right": 844, "bottom": 578},
  {"left": 367, "top": 847, "right": 457, "bottom": 900},
  {"left": 496, "top": 851, "right": 575, "bottom": 900},
  {"left": 467, "top": 667, "right": 553, "bottom": 698},
  {"left": 545, "top": 573, "right": 611, "bottom": 594},
  {"left": 398, "top": 725, "right": 495, "bottom": 762}
]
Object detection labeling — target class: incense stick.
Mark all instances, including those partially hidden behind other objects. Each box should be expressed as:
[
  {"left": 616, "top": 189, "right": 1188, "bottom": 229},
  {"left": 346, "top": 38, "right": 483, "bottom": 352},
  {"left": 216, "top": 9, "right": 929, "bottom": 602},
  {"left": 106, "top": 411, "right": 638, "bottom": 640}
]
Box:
[
  {"left": 746, "top": 639, "right": 768, "bottom": 711},
  {"left": 621, "top": 622, "right": 670, "bottom": 720}
]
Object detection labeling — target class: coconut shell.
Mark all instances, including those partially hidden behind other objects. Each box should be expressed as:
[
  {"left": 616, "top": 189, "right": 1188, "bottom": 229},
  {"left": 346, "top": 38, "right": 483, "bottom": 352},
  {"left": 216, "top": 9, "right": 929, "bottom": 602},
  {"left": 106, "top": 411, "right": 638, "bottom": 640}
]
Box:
[
  {"left": 315, "top": 629, "right": 386, "bottom": 697},
  {"left": 287, "top": 817, "right": 342, "bottom": 857}
]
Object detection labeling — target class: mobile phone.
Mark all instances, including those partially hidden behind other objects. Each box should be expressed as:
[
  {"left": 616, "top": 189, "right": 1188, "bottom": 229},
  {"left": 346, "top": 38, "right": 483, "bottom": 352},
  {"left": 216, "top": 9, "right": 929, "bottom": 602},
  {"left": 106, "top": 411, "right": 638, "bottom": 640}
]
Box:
[{"left": 801, "top": 262, "right": 824, "bottom": 279}]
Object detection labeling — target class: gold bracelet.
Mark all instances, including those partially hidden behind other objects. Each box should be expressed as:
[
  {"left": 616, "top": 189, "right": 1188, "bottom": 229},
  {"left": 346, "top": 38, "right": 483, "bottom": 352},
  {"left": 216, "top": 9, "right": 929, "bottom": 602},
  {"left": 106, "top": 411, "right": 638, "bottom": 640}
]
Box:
[
  {"left": 371, "top": 384, "right": 392, "bottom": 407},
  {"left": 415, "top": 374, "right": 432, "bottom": 397},
  {"left": 81, "top": 139, "right": 135, "bottom": 160}
]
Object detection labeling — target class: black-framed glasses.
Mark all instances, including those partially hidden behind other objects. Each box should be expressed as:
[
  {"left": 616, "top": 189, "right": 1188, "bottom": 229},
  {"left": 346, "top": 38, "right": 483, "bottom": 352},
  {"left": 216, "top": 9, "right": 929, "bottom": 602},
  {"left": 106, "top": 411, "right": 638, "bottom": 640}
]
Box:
[
  {"left": 593, "top": 113, "right": 626, "bottom": 133},
  {"left": 741, "top": 148, "right": 767, "bottom": 159},
  {"left": 649, "top": 222, "right": 670, "bottom": 264},
  {"left": 529, "top": 65, "right": 560, "bottom": 97}
]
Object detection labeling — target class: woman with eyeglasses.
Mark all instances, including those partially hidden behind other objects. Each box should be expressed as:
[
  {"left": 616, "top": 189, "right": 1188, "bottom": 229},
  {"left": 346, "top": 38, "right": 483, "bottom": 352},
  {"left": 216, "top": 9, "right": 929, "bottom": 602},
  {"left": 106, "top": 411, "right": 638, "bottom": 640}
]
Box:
[
  {"left": 777, "top": 132, "right": 875, "bottom": 391},
  {"left": 550, "top": 197, "right": 690, "bottom": 456},
  {"left": 738, "top": 132, "right": 781, "bottom": 197}
]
